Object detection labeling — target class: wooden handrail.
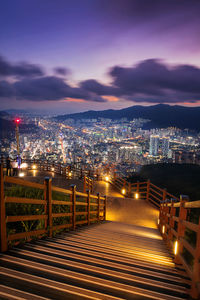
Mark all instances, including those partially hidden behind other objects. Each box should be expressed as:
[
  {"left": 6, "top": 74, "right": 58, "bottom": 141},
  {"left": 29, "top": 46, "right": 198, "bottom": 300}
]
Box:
[
  {"left": 0, "top": 164, "right": 106, "bottom": 253},
  {"left": 159, "top": 198, "right": 200, "bottom": 299}
]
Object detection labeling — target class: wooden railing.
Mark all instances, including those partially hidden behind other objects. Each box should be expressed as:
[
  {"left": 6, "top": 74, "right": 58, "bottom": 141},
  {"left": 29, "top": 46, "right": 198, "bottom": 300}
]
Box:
[
  {"left": 159, "top": 197, "right": 200, "bottom": 299},
  {"left": 109, "top": 172, "right": 200, "bottom": 298},
  {"left": 109, "top": 174, "right": 179, "bottom": 207},
  {"left": 1, "top": 158, "right": 96, "bottom": 193},
  {"left": 83, "top": 175, "right": 94, "bottom": 193},
  {"left": 0, "top": 164, "right": 106, "bottom": 252}
]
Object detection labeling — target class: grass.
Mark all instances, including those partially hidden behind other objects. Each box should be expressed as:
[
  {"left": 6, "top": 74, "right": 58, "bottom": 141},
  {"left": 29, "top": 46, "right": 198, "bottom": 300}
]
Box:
[{"left": 4, "top": 183, "right": 99, "bottom": 246}]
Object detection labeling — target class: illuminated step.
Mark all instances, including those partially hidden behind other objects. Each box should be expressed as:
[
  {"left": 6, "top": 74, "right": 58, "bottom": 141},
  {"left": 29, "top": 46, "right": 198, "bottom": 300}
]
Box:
[
  {"left": 0, "top": 258, "right": 187, "bottom": 300},
  {"left": 0, "top": 284, "right": 49, "bottom": 300}
]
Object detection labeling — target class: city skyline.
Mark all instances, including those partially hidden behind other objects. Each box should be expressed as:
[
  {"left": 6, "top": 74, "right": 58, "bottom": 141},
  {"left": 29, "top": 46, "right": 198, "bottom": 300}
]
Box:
[{"left": 1, "top": 0, "right": 200, "bottom": 113}]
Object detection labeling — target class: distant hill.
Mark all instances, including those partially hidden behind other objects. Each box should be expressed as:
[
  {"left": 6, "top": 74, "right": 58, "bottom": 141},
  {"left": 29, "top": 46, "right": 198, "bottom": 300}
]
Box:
[{"left": 55, "top": 104, "right": 200, "bottom": 131}]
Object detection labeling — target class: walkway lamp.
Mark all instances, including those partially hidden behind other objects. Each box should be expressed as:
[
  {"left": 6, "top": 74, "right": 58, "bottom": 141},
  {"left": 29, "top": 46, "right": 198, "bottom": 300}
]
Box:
[
  {"left": 105, "top": 176, "right": 109, "bottom": 182},
  {"left": 174, "top": 241, "right": 178, "bottom": 255},
  {"left": 121, "top": 188, "right": 126, "bottom": 195},
  {"left": 32, "top": 164, "right": 37, "bottom": 170},
  {"left": 135, "top": 193, "right": 139, "bottom": 199}
]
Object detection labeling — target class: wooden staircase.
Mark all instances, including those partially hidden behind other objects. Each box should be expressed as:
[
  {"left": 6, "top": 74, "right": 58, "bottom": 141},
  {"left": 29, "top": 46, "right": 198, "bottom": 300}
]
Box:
[{"left": 0, "top": 222, "right": 190, "bottom": 300}]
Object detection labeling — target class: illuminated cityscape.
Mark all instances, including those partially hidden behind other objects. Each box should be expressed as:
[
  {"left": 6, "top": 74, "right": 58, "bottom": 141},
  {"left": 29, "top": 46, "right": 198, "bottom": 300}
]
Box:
[{"left": 1, "top": 113, "right": 200, "bottom": 176}]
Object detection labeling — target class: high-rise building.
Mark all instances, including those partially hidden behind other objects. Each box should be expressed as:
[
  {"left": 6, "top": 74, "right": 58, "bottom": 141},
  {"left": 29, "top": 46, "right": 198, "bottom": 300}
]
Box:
[
  {"left": 149, "top": 135, "right": 159, "bottom": 156},
  {"left": 162, "top": 137, "right": 169, "bottom": 156}
]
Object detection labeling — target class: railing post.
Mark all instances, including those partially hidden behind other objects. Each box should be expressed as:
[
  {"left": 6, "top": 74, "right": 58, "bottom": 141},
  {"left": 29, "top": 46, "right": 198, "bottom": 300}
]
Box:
[
  {"left": 104, "top": 195, "right": 107, "bottom": 221},
  {"left": 83, "top": 176, "right": 86, "bottom": 193},
  {"left": 0, "top": 164, "right": 7, "bottom": 252},
  {"left": 191, "top": 216, "right": 200, "bottom": 299},
  {"left": 162, "top": 189, "right": 167, "bottom": 201},
  {"left": 87, "top": 189, "right": 90, "bottom": 225},
  {"left": 71, "top": 185, "right": 76, "bottom": 230},
  {"left": 136, "top": 181, "right": 139, "bottom": 193},
  {"left": 146, "top": 179, "right": 150, "bottom": 202},
  {"left": 45, "top": 177, "right": 52, "bottom": 238},
  {"left": 97, "top": 193, "right": 100, "bottom": 222},
  {"left": 174, "top": 195, "right": 188, "bottom": 265},
  {"left": 128, "top": 182, "right": 131, "bottom": 198},
  {"left": 168, "top": 201, "right": 176, "bottom": 245}
]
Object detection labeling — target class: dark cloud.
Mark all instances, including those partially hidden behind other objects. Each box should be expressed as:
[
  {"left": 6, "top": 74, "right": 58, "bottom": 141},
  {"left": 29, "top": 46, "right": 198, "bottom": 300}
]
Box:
[
  {"left": 98, "top": 0, "right": 200, "bottom": 26},
  {"left": 14, "top": 76, "right": 105, "bottom": 102},
  {"left": 1, "top": 55, "right": 200, "bottom": 104},
  {"left": 54, "top": 67, "right": 70, "bottom": 76},
  {"left": 81, "top": 59, "right": 200, "bottom": 103},
  {"left": 0, "top": 56, "right": 44, "bottom": 78},
  {"left": 0, "top": 81, "right": 14, "bottom": 97},
  {"left": 80, "top": 79, "right": 118, "bottom": 96}
]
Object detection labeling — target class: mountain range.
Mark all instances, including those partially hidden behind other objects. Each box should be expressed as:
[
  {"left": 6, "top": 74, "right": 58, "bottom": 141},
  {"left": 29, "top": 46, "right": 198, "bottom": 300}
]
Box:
[{"left": 55, "top": 104, "right": 200, "bottom": 131}]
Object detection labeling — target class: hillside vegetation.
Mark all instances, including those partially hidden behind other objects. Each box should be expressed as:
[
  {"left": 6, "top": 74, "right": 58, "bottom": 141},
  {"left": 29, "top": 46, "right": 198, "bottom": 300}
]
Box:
[{"left": 138, "top": 163, "right": 200, "bottom": 201}]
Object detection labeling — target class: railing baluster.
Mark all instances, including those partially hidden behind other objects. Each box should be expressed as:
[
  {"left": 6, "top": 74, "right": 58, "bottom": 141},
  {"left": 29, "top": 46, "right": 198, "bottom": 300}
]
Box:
[
  {"left": 104, "top": 195, "right": 107, "bottom": 221},
  {"left": 45, "top": 177, "right": 52, "bottom": 237},
  {"left": 87, "top": 189, "right": 90, "bottom": 225},
  {"left": 191, "top": 216, "right": 200, "bottom": 298},
  {"left": 174, "top": 195, "right": 188, "bottom": 265},
  {"left": 71, "top": 185, "right": 76, "bottom": 230},
  {"left": 97, "top": 193, "right": 100, "bottom": 222},
  {"left": 146, "top": 180, "right": 150, "bottom": 202}
]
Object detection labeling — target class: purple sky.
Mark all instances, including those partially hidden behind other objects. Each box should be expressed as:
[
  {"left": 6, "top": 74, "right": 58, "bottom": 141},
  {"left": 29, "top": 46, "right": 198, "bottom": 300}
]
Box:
[{"left": 0, "top": 0, "right": 200, "bottom": 114}]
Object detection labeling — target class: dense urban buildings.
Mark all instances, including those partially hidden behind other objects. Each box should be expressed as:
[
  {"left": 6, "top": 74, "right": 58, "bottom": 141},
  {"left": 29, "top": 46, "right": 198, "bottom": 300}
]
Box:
[{"left": 1, "top": 113, "right": 200, "bottom": 176}]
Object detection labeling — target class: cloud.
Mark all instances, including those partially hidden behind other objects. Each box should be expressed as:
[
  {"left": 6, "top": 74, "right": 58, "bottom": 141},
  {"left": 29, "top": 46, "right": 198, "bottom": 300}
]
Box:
[
  {"left": 0, "top": 56, "right": 44, "bottom": 78},
  {"left": 98, "top": 0, "right": 200, "bottom": 29},
  {"left": 80, "top": 59, "right": 200, "bottom": 103},
  {"left": 80, "top": 79, "right": 118, "bottom": 95},
  {"left": 54, "top": 67, "right": 70, "bottom": 76},
  {"left": 14, "top": 76, "right": 106, "bottom": 102},
  {"left": 1, "top": 55, "right": 200, "bottom": 104},
  {"left": 0, "top": 81, "right": 14, "bottom": 97}
]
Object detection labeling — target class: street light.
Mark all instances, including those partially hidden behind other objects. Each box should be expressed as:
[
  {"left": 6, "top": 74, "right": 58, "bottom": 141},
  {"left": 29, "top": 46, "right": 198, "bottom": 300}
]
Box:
[
  {"left": 105, "top": 176, "right": 109, "bottom": 182},
  {"left": 121, "top": 188, "right": 126, "bottom": 195}
]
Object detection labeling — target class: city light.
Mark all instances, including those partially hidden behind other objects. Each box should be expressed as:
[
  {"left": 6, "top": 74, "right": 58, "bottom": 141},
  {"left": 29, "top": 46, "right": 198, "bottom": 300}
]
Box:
[
  {"left": 32, "top": 165, "right": 37, "bottom": 170},
  {"left": 51, "top": 167, "right": 55, "bottom": 171},
  {"left": 162, "top": 225, "right": 165, "bottom": 234},
  {"left": 69, "top": 171, "right": 72, "bottom": 177},
  {"left": 174, "top": 241, "right": 178, "bottom": 255},
  {"left": 121, "top": 188, "right": 126, "bottom": 195},
  {"left": 135, "top": 193, "right": 139, "bottom": 199}
]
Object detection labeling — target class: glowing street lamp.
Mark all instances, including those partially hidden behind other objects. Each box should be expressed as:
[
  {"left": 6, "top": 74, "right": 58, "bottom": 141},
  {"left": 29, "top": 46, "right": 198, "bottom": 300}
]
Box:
[
  {"left": 32, "top": 164, "right": 37, "bottom": 170},
  {"left": 105, "top": 176, "right": 109, "bottom": 182},
  {"left": 162, "top": 225, "right": 165, "bottom": 234},
  {"left": 121, "top": 188, "right": 126, "bottom": 195}
]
